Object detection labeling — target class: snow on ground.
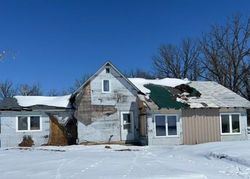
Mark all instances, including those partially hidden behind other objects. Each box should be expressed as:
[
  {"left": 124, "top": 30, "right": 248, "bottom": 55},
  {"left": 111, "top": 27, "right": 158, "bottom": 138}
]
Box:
[
  {"left": 1, "top": 141, "right": 250, "bottom": 179},
  {"left": 14, "top": 95, "right": 71, "bottom": 108},
  {"left": 128, "top": 78, "right": 189, "bottom": 94}
]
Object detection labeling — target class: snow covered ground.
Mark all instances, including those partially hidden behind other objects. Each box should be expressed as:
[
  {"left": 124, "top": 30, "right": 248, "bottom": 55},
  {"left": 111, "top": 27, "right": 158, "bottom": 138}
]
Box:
[{"left": 1, "top": 141, "right": 250, "bottom": 179}]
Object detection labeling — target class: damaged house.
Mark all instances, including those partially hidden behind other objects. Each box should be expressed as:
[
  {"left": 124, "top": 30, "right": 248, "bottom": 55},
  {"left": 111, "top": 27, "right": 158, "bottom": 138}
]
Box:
[
  {"left": 0, "top": 61, "right": 250, "bottom": 147},
  {"left": 0, "top": 95, "right": 77, "bottom": 147}
]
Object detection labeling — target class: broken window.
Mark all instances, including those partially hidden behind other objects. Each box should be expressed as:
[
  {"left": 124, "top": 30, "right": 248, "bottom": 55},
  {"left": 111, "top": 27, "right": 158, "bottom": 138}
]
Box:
[
  {"left": 102, "top": 80, "right": 110, "bottom": 92},
  {"left": 221, "top": 113, "right": 240, "bottom": 134},
  {"left": 17, "top": 116, "right": 41, "bottom": 132}
]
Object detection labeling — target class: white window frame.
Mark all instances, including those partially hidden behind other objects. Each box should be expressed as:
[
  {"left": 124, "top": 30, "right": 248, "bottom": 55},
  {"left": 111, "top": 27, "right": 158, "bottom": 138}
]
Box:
[
  {"left": 16, "top": 115, "right": 42, "bottom": 132},
  {"left": 220, "top": 113, "right": 241, "bottom": 135},
  {"left": 154, "top": 114, "right": 179, "bottom": 137},
  {"left": 102, "top": 79, "right": 111, "bottom": 93}
]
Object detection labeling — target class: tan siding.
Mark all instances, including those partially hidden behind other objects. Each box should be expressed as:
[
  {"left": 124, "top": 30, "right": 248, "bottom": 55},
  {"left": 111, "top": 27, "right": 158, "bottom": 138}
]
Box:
[{"left": 182, "top": 109, "right": 220, "bottom": 145}]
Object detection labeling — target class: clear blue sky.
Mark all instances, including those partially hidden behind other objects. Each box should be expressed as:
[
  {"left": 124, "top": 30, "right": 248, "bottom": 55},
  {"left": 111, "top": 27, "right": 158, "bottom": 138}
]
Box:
[{"left": 0, "top": 0, "right": 249, "bottom": 93}]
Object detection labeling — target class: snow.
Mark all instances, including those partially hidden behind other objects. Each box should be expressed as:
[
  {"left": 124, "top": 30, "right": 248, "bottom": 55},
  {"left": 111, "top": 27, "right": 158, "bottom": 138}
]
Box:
[
  {"left": 1, "top": 140, "right": 250, "bottom": 179},
  {"left": 14, "top": 95, "right": 71, "bottom": 108},
  {"left": 128, "top": 78, "right": 190, "bottom": 94}
]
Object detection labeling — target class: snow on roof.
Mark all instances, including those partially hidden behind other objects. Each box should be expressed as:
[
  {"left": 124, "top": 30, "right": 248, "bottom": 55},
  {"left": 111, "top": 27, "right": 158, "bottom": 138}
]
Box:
[
  {"left": 14, "top": 95, "right": 71, "bottom": 108},
  {"left": 128, "top": 78, "right": 190, "bottom": 94},
  {"left": 187, "top": 81, "right": 250, "bottom": 108}
]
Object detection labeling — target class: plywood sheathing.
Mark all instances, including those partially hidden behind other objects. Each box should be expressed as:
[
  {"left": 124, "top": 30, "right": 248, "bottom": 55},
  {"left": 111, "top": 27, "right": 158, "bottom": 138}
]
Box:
[{"left": 74, "top": 82, "right": 117, "bottom": 126}]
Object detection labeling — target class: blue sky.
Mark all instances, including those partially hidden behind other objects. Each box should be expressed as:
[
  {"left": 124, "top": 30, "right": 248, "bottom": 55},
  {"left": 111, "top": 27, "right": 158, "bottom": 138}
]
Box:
[{"left": 0, "top": 0, "right": 249, "bottom": 93}]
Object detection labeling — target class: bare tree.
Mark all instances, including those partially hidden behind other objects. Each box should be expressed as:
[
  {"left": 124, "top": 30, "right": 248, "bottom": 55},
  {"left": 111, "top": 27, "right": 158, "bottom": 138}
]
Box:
[
  {"left": 124, "top": 68, "right": 155, "bottom": 79},
  {"left": 68, "top": 74, "right": 92, "bottom": 93},
  {"left": 17, "top": 83, "right": 43, "bottom": 96},
  {"left": 200, "top": 15, "right": 250, "bottom": 99},
  {"left": 0, "top": 80, "right": 16, "bottom": 99},
  {"left": 153, "top": 38, "right": 201, "bottom": 80}
]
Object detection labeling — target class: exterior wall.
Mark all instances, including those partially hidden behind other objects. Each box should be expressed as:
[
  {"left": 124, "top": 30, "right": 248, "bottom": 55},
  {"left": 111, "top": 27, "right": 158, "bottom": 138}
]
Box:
[
  {"left": 219, "top": 108, "right": 248, "bottom": 141},
  {"left": 182, "top": 109, "right": 220, "bottom": 145},
  {"left": 0, "top": 111, "right": 50, "bottom": 148},
  {"left": 147, "top": 109, "right": 182, "bottom": 145},
  {"left": 77, "top": 66, "right": 140, "bottom": 143}
]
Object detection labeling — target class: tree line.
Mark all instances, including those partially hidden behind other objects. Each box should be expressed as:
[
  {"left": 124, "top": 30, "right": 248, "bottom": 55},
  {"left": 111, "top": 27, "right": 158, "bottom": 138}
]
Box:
[{"left": 0, "top": 15, "right": 249, "bottom": 101}]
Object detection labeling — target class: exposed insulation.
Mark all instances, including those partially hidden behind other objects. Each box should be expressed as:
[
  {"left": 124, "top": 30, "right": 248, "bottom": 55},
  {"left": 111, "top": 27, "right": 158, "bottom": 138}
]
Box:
[{"left": 47, "top": 115, "right": 68, "bottom": 146}]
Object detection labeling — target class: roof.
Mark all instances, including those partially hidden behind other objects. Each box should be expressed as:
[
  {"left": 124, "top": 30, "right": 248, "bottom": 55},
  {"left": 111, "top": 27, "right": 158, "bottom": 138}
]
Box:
[
  {"left": 14, "top": 95, "right": 71, "bottom": 108},
  {"left": 187, "top": 81, "right": 250, "bottom": 108},
  {"left": 0, "top": 97, "right": 23, "bottom": 110},
  {"left": 130, "top": 77, "right": 250, "bottom": 109},
  {"left": 144, "top": 84, "right": 187, "bottom": 109},
  {"left": 128, "top": 77, "right": 190, "bottom": 94},
  {"left": 74, "top": 61, "right": 141, "bottom": 94}
]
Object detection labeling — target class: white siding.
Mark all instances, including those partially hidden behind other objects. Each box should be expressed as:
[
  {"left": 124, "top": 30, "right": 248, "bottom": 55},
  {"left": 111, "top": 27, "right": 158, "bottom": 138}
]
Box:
[{"left": 0, "top": 111, "right": 50, "bottom": 147}]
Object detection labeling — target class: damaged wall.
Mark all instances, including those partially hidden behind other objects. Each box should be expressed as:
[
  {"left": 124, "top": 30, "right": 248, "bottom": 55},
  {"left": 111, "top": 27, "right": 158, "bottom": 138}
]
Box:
[{"left": 76, "top": 66, "right": 140, "bottom": 143}]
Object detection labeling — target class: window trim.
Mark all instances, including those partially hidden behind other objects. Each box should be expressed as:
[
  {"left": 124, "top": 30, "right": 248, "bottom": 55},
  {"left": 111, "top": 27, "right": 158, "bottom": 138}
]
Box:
[
  {"left": 102, "top": 79, "right": 111, "bottom": 93},
  {"left": 154, "top": 114, "right": 179, "bottom": 138},
  {"left": 220, "top": 113, "right": 241, "bottom": 135},
  {"left": 16, "top": 115, "right": 42, "bottom": 132}
]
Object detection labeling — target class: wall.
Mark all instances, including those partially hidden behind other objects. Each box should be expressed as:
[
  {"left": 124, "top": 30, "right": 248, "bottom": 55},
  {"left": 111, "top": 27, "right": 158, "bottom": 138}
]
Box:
[
  {"left": 219, "top": 108, "right": 248, "bottom": 141},
  {"left": 182, "top": 109, "right": 220, "bottom": 145},
  {"left": 77, "top": 66, "right": 140, "bottom": 143},
  {"left": 147, "top": 109, "right": 182, "bottom": 145},
  {"left": 0, "top": 111, "right": 50, "bottom": 148}
]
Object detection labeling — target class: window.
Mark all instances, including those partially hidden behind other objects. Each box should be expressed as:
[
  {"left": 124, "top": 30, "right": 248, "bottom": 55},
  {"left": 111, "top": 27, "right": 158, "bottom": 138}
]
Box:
[
  {"left": 167, "top": 116, "right": 177, "bottom": 135},
  {"left": 102, "top": 80, "right": 110, "bottom": 93},
  {"left": 17, "top": 116, "right": 41, "bottom": 132},
  {"left": 155, "top": 115, "right": 178, "bottom": 137},
  {"left": 220, "top": 113, "right": 240, "bottom": 134},
  {"left": 122, "top": 113, "right": 132, "bottom": 133},
  {"left": 155, "top": 115, "right": 166, "bottom": 136},
  {"left": 105, "top": 68, "right": 110, "bottom": 73}
]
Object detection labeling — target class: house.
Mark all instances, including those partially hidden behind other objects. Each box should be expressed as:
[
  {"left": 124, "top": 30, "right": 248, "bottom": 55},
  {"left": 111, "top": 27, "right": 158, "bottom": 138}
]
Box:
[
  {"left": 129, "top": 79, "right": 250, "bottom": 145},
  {"left": 71, "top": 62, "right": 142, "bottom": 144},
  {"left": 0, "top": 95, "right": 77, "bottom": 147},
  {"left": 0, "top": 61, "right": 250, "bottom": 147}
]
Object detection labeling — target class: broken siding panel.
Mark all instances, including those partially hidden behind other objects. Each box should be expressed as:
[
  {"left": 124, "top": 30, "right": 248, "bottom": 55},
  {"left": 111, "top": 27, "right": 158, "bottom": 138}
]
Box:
[
  {"left": 0, "top": 111, "right": 50, "bottom": 147},
  {"left": 182, "top": 109, "right": 220, "bottom": 145},
  {"left": 77, "top": 67, "right": 140, "bottom": 143}
]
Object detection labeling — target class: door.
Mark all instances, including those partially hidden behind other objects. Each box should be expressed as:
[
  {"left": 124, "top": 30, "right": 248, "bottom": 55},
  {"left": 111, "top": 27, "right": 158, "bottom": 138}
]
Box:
[{"left": 121, "top": 111, "right": 134, "bottom": 141}]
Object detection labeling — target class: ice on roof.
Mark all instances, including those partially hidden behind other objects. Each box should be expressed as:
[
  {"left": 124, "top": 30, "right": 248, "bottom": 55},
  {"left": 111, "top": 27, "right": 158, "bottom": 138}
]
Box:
[
  {"left": 14, "top": 95, "right": 71, "bottom": 108},
  {"left": 128, "top": 78, "right": 190, "bottom": 94}
]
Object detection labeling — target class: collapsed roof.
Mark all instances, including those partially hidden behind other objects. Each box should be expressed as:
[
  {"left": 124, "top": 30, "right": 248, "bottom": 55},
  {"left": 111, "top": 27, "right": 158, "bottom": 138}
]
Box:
[{"left": 129, "top": 78, "right": 250, "bottom": 109}]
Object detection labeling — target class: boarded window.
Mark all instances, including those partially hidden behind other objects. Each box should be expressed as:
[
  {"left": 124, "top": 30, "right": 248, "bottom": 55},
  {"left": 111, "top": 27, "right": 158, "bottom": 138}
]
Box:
[
  {"left": 155, "top": 115, "right": 166, "bottom": 136},
  {"left": 167, "top": 116, "right": 177, "bottom": 135},
  {"left": 103, "top": 80, "right": 110, "bottom": 92},
  {"left": 18, "top": 116, "right": 28, "bottom": 131},
  {"left": 30, "top": 116, "right": 40, "bottom": 130}
]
